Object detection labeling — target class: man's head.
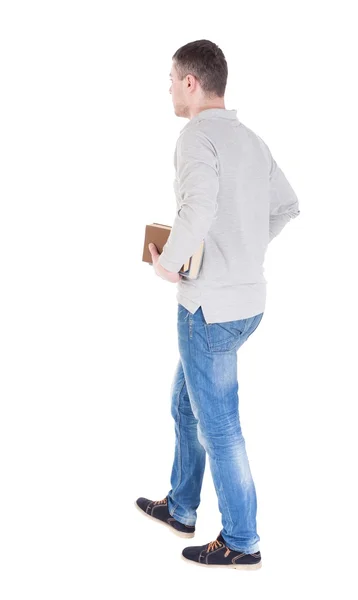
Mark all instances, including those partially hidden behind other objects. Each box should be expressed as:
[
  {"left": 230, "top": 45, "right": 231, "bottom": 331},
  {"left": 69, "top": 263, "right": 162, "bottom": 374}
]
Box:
[{"left": 169, "top": 39, "right": 228, "bottom": 119}]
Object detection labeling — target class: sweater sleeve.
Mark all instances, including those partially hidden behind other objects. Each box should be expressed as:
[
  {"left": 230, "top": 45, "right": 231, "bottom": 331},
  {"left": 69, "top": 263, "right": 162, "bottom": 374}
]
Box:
[
  {"left": 158, "top": 129, "right": 220, "bottom": 272},
  {"left": 268, "top": 155, "right": 300, "bottom": 243}
]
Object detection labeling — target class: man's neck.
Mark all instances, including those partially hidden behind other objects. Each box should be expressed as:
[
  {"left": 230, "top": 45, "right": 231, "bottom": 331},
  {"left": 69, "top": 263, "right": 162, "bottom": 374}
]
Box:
[{"left": 189, "top": 103, "right": 226, "bottom": 119}]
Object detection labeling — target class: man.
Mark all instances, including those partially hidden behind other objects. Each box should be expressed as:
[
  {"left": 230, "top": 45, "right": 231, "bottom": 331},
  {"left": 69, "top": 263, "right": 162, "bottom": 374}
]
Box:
[{"left": 135, "top": 39, "right": 300, "bottom": 570}]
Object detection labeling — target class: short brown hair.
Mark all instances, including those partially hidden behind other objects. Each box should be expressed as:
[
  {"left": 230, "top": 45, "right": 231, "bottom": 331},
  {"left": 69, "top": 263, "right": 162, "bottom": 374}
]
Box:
[{"left": 172, "top": 39, "right": 228, "bottom": 98}]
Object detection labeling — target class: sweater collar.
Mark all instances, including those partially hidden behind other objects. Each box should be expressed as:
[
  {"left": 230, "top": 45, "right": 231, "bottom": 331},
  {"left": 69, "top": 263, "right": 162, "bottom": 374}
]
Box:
[{"left": 180, "top": 108, "right": 238, "bottom": 133}]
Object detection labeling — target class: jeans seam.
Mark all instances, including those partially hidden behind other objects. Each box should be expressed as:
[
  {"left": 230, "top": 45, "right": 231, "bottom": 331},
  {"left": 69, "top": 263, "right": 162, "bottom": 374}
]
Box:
[
  {"left": 170, "top": 374, "right": 186, "bottom": 518},
  {"left": 212, "top": 451, "right": 234, "bottom": 533}
]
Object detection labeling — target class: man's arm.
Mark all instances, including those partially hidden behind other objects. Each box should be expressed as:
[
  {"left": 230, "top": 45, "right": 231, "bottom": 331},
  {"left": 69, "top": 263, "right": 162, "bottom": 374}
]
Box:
[
  {"left": 158, "top": 129, "right": 220, "bottom": 273},
  {"left": 268, "top": 154, "right": 300, "bottom": 243}
]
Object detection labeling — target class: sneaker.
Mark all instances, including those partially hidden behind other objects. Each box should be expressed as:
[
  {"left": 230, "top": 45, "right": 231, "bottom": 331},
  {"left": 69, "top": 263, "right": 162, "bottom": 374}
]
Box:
[
  {"left": 135, "top": 495, "right": 196, "bottom": 538},
  {"left": 181, "top": 532, "right": 262, "bottom": 569}
]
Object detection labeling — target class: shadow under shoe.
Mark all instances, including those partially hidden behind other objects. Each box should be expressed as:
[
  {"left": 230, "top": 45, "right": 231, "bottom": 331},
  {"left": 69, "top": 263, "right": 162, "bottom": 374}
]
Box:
[{"left": 135, "top": 495, "right": 195, "bottom": 538}]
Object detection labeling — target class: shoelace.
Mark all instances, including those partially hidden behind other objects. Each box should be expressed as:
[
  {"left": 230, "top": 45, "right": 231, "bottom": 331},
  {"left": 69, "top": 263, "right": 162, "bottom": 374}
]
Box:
[
  {"left": 207, "top": 538, "right": 224, "bottom": 553},
  {"left": 153, "top": 497, "right": 167, "bottom": 505}
]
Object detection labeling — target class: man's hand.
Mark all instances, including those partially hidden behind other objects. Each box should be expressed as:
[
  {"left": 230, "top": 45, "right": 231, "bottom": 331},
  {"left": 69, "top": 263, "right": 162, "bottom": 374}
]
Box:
[{"left": 148, "top": 243, "right": 182, "bottom": 283}]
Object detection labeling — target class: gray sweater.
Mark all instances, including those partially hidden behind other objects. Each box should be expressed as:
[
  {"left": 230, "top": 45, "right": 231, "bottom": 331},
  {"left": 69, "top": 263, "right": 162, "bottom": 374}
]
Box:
[{"left": 158, "top": 108, "right": 300, "bottom": 324}]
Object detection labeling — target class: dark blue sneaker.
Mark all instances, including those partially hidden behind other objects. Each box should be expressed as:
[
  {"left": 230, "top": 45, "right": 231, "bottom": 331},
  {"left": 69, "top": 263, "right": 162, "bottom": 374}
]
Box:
[
  {"left": 181, "top": 532, "right": 262, "bottom": 569},
  {"left": 135, "top": 495, "right": 196, "bottom": 538}
]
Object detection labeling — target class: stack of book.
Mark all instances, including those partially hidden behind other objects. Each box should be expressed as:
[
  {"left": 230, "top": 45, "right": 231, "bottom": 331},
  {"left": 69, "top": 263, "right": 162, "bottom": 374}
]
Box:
[{"left": 142, "top": 223, "right": 204, "bottom": 279}]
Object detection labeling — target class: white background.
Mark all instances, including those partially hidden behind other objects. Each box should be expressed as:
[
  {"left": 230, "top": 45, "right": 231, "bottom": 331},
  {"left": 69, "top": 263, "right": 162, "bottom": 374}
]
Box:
[{"left": 1, "top": 1, "right": 357, "bottom": 598}]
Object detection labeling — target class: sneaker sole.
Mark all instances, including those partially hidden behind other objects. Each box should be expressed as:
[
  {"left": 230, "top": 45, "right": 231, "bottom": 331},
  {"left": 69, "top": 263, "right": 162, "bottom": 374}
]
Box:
[
  {"left": 181, "top": 554, "right": 262, "bottom": 570},
  {"left": 134, "top": 501, "right": 195, "bottom": 538}
]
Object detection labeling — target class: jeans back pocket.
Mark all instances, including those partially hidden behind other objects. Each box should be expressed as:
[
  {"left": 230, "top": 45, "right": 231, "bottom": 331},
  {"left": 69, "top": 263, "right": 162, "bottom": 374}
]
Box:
[
  {"left": 205, "top": 313, "right": 263, "bottom": 353},
  {"left": 205, "top": 320, "right": 245, "bottom": 353}
]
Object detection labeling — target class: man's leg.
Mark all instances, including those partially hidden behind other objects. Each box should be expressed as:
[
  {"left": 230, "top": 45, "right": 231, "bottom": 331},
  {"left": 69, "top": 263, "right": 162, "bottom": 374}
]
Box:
[
  {"left": 177, "top": 303, "right": 263, "bottom": 554},
  {"left": 167, "top": 352, "right": 206, "bottom": 527}
]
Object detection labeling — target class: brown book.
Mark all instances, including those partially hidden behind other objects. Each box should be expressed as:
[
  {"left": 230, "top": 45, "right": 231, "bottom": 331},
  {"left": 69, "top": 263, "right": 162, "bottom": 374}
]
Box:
[{"left": 142, "top": 223, "right": 204, "bottom": 279}]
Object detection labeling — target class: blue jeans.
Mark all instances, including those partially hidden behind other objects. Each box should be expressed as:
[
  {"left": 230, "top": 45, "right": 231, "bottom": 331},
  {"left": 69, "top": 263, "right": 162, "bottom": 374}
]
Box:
[{"left": 167, "top": 303, "right": 264, "bottom": 554}]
